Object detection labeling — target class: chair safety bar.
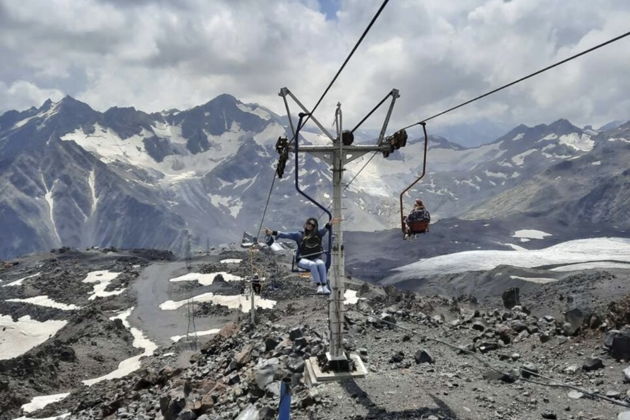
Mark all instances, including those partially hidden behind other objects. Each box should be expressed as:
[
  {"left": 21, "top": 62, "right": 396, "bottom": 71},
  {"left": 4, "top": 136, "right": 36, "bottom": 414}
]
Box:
[{"left": 399, "top": 122, "right": 428, "bottom": 236}]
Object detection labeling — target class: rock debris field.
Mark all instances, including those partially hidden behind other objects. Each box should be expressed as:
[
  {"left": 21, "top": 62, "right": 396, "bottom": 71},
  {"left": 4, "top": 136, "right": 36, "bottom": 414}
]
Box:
[{"left": 2, "top": 247, "right": 630, "bottom": 419}]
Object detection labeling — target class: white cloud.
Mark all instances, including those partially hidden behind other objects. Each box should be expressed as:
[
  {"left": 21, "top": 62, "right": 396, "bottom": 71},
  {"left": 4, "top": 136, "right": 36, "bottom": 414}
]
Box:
[
  {"left": 0, "top": 0, "right": 629, "bottom": 132},
  {"left": 0, "top": 80, "right": 64, "bottom": 111}
]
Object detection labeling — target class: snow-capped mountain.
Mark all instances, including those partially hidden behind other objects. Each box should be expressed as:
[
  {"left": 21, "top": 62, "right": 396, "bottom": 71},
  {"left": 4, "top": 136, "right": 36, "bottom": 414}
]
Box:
[
  {"left": 342, "top": 118, "right": 602, "bottom": 221},
  {"left": 0, "top": 94, "right": 396, "bottom": 259},
  {"left": 0, "top": 94, "right": 628, "bottom": 260},
  {"left": 466, "top": 121, "right": 630, "bottom": 224}
]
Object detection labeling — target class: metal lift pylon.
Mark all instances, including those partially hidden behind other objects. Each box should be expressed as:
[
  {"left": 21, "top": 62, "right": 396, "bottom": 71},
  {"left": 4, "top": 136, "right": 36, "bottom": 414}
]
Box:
[{"left": 278, "top": 87, "right": 401, "bottom": 383}]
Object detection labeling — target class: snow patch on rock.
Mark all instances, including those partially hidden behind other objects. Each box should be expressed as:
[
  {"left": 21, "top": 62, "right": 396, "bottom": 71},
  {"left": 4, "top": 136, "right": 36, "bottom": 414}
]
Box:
[
  {"left": 2, "top": 272, "right": 40, "bottom": 287},
  {"left": 83, "top": 307, "right": 157, "bottom": 386},
  {"left": 21, "top": 393, "right": 70, "bottom": 414},
  {"left": 170, "top": 328, "right": 221, "bottom": 342},
  {"left": 6, "top": 295, "right": 81, "bottom": 311},
  {"left": 82, "top": 270, "right": 124, "bottom": 300},
  {"left": 160, "top": 293, "right": 276, "bottom": 312},
  {"left": 512, "top": 230, "right": 552, "bottom": 240},
  {"left": 169, "top": 271, "right": 242, "bottom": 286},
  {"left": 0, "top": 315, "right": 67, "bottom": 360},
  {"left": 558, "top": 133, "right": 594, "bottom": 151}
]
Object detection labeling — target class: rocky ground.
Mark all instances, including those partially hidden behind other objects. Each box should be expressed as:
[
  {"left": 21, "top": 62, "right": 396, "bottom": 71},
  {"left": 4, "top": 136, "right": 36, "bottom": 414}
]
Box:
[
  {"left": 0, "top": 248, "right": 174, "bottom": 419},
  {"left": 3, "top": 247, "right": 630, "bottom": 419}
]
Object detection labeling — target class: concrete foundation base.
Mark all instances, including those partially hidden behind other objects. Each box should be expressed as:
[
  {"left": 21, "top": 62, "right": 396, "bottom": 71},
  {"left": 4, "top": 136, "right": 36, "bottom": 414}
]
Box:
[{"left": 304, "top": 352, "right": 368, "bottom": 385}]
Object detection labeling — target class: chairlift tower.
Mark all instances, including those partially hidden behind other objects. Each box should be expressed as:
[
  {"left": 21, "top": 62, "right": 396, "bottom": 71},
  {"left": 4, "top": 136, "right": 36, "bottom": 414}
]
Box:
[{"left": 278, "top": 87, "right": 403, "bottom": 381}]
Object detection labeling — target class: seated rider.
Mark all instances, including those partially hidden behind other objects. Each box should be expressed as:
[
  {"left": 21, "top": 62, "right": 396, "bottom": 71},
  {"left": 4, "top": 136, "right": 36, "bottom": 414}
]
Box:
[
  {"left": 405, "top": 199, "right": 431, "bottom": 236},
  {"left": 265, "top": 217, "right": 331, "bottom": 295}
]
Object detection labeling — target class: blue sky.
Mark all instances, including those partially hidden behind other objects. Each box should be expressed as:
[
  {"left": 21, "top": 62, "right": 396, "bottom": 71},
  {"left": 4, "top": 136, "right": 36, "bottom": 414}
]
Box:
[{"left": 318, "top": 0, "right": 340, "bottom": 20}]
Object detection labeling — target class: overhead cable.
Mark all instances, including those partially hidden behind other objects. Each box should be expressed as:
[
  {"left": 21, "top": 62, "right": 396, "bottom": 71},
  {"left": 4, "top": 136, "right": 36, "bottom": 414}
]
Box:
[
  {"left": 290, "top": 0, "right": 391, "bottom": 143},
  {"left": 344, "top": 30, "right": 630, "bottom": 193},
  {"left": 259, "top": 0, "right": 391, "bottom": 235},
  {"left": 401, "top": 30, "right": 630, "bottom": 130}
]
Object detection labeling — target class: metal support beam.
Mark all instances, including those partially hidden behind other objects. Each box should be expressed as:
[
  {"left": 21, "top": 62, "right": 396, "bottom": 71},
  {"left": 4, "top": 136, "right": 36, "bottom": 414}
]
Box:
[
  {"left": 280, "top": 88, "right": 398, "bottom": 381},
  {"left": 329, "top": 103, "right": 345, "bottom": 361},
  {"left": 378, "top": 89, "right": 399, "bottom": 145},
  {"left": 279, "top": 87, "right": 336, "bottom": 141}
]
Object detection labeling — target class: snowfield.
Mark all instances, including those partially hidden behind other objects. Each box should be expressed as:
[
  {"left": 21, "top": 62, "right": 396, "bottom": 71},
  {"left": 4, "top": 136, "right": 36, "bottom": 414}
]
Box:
[
  {"left": 383, "top": 238, "right": 630, "bottom": 285},
  {"left": 0, "top": 315, "right": 67, "bottom": 360}
]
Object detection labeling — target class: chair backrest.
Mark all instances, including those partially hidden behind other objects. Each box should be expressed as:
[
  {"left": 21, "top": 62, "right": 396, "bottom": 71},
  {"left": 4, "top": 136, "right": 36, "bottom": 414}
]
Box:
[{"left": 408, "top": 220, "right": 429, "bottom": 234}]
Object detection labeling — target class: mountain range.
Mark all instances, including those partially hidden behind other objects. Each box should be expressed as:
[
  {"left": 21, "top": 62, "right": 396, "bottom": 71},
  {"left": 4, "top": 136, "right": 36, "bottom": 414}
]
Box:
[{"left": 1, "top": 94, "right": 628, "bottom": 260}]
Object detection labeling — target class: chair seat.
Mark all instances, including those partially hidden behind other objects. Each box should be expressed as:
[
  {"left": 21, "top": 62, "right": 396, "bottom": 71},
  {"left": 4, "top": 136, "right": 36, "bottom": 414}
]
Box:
[{"left": 408, "top": 220, "right": 429, "bottom": 234}]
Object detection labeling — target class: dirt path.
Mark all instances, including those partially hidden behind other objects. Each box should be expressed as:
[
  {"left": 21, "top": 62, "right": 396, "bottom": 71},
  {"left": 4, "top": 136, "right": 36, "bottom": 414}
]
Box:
[{"left": 128, "top": 261, "right": 188, "bottom": 346}]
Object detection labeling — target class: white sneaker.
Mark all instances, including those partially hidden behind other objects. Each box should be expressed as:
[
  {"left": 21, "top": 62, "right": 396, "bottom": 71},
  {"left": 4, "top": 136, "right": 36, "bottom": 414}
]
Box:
[
  {"left": 321, "top": 285, "right": 331, "bottom": 295},
  {"left": 316, "top": 285, "right": 325, "bottom": 294}
]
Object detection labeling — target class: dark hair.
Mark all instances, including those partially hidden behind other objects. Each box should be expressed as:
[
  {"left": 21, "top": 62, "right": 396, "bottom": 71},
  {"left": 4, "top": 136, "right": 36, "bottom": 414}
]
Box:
[{"left": 305, "top": 217, "right": 318, "bottom": 229}]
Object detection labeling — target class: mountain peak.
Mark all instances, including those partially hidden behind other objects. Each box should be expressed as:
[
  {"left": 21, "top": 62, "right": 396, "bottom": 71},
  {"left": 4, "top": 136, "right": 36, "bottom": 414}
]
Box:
[
  {"left": 202, "top": 93, "right": 239, "bottom": 109},
  {"left": 548, "top": 118, "right": 578, "bottom": 132},
  {"left": 39, "top": 99, "right": 54, "bottom": 112}
]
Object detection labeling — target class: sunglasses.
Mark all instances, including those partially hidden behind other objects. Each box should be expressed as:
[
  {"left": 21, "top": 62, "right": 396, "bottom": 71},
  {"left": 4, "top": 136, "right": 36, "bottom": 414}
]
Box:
[{"left": 305, "top": 222, "right": 315, "bottom": 227}]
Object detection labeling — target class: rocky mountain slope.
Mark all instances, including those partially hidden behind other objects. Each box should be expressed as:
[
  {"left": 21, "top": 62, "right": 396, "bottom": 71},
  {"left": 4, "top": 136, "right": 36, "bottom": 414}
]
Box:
[
  {"left": 466, "top": 122, "right": 630, "bottom": 226},
  {"left": 3, "top": 248, "right": 630, "bottom": 419}
]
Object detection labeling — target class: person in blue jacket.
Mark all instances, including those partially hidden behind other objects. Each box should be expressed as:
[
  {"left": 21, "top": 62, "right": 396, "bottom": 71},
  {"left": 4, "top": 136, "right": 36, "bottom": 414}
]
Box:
[{"left": 265, "top": 217, "right": 331, "bottom": 294}]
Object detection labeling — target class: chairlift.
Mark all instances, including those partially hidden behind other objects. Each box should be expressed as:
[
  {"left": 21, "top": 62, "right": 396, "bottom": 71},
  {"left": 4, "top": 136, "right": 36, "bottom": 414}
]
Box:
[
  {"left": 273, "top": 113, "right": 333, "bottom": 274},
  {"left": 399, "top": 122, "right": 429, "bottom": 238}
]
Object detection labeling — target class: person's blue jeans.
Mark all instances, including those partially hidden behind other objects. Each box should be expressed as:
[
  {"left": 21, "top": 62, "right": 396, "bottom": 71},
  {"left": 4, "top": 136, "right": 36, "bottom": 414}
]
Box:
[{"left": 297, "top": 258, "right": 327, "bottom": 285}]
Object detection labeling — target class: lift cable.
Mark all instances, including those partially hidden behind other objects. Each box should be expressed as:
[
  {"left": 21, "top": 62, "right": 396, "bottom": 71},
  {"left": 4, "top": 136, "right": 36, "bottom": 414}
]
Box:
[
  {"left": 255, "top": 0, "right": 391, "bottom": 239},
  {"left": 401, "top": 29, "right": 630, "bottom": 130},
  {"left": 350, "top": 91, "right": 394, "bottom": 134},
  {"left": 351, "top": 307, "right": 630, "bottom": 409},
  {"left": 343, "top": 29, "right": 630, "bottom": 192},
  {"left": 289, "top": 0, "right": 391, "bottom": 144},
  {"left": 255, "top": 173, "right": 278, "bottom": 241}
]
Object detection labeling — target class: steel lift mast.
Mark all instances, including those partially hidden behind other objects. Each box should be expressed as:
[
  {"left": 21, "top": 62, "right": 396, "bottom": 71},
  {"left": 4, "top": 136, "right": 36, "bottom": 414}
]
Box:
[{"left": 278, "top": 87, "right": 403, "bottom": 381}]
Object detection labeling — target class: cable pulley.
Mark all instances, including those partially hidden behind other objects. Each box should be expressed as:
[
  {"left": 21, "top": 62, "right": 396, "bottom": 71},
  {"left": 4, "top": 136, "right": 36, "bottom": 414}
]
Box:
[
  {"left": 382, "top": 129, "right": 408, "bottom": 157},
  {"left": 275, "top": 136, "right": 289, "bottom": 178}
]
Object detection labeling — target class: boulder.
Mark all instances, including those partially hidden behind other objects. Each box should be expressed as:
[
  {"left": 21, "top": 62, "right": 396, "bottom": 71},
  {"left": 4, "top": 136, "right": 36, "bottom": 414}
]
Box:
[
  {"left": 563, "top": 308, "right": 588, "bottom": 335},
  {"left": 582, "top": 358, "right": 604, "bottom": 371},
  {"left": 255, "top": 358, "right": 280, "bottom": 390},
  {"left": 160, "top": 387, "right": 187, "bottom": 420},
  {"left": 177, "top": 409, "right": 197, "bottom": 420},
  {"left": 502, "top": 287, "right": 520, "bottom": 309},
  {"left": 389, "top": 351, "right": 404, "bottom": 363},
  {"left": 289, "top": 327, "right": 303, "bottom": 341},
  {"left": 604, "top": 329, "right": 630, "bottom": 360},
  {"left": 234, "top": 344, "right": 253, "bottom": 366},
  {"left": 264, "top": 336, "right": 280, "bottom": 352},
  {"left": 414, "top": 349, "right": 434, "bottom": 364},
  {"left": 471, "top": 321, "right": 486, "bottom": 332}
]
